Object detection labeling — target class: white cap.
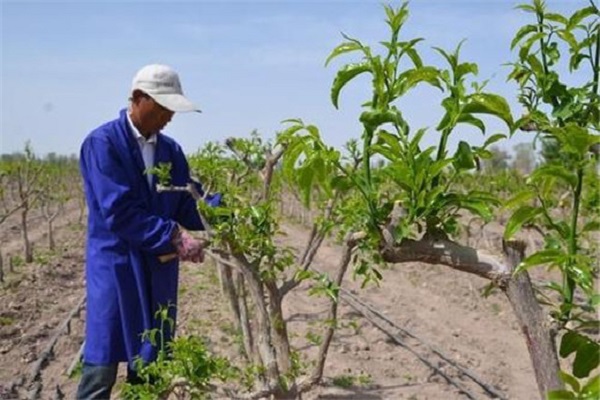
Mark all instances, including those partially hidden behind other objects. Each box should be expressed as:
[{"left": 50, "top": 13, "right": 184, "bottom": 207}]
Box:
[{"left": 131, "top": 64, "right": 201, "bottom": 113}]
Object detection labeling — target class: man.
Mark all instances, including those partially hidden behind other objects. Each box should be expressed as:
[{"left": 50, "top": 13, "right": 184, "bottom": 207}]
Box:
[{"left": 77, "top": 64, "right": 208, "bottom": 399}]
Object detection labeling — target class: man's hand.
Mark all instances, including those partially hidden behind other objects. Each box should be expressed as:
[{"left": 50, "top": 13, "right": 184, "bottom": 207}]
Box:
[{"left": 172, "top": 229, "right": 205, "bottom": 263}]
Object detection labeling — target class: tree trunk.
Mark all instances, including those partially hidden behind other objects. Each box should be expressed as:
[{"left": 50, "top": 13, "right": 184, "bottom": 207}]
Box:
[
  {"left": 78, "top": 193, "right": 86, "bottom": 224},
  {"left": 218, "top": 262, "right": 242, "bottom": 326},
  {"left": 310, "top": 238, "right": 354, "bottom": 385},
  {"left": 236, "top": 273, "right": 256, "bottom": 364},
  {"left": 265, "top": 283, "right": 292, "bottom": 373},
  {"left": 236, "top": 265, "right": 281, "bottom": 390},
  {"left": 502, "top": 241, "right": 563, "bottom": 398},
  {"left": 0, "top": 251, "right": 4, "bottom": 283},
  {"left": 48, "top": 219, "right": 55, "bottom": 251},
  {"left": 265, "top": 281, "right": 296, "bottom": 399},
  {"left": 21, "top": 208, "right": 32, "bottom": 263}
]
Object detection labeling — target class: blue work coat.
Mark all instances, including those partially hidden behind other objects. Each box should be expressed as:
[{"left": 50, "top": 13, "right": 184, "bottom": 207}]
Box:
[{"left": 79, "top": 109, "right": 210, "bottom": 366}]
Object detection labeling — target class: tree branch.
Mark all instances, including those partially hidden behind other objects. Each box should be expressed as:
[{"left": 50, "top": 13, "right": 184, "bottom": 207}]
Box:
[
  {"left": 305, "top": 231, "right": 363, "bottom": 387},
  {"left": 380, "top": 236, "right": 512, "bottom": 282},
  {"left": 280, "top": 197, "right": 338, "bottom": 296},
  {"left": 260, "top": 145, "right": 287, "bottom": 201}
]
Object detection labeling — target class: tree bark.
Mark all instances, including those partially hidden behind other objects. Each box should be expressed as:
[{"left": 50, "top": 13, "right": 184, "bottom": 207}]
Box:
[
  {"left": 235, "top": 273, "right": 257, "bottom": 365},
  {"left": 210, "top": 251, "right": 281, "bottom": 391},
  {"left": 21, "top": 207, "right": 32, "bottom": 263},
  {"left": 502, "top": 241, "right": 563, "bottom": 397},
  {"left": 48, "top": 219, "right": 55, "bottom": 251},
  {"left": 265, "top": 281, "right": 296, "bottom": 399},
  {"left": 217, "top": 262, "right": 242, "bottom": 329},
  {"left": 380, "top": 235, "right": 511, "bottom": 281}
]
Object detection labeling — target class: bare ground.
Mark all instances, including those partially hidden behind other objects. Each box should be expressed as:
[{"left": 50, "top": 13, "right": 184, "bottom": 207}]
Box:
[{"left": 0, "top": 206, "right": 550, "bottom": 400}]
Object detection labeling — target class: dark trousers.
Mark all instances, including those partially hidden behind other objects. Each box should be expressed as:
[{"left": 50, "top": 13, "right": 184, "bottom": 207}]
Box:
[{"left": 76, "top": 363, "right": 143, "bottom": 400}]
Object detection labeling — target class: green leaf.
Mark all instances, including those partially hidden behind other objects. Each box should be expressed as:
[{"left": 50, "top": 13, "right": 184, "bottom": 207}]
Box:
[
  {"left": 581, "top": 375, "right": 600, "bottom": 398},
  {"left": 463, "top": 93, "right": 514, "bottom": 129},
  {"left": 325, "top": 41, "right": 363, "bottom": 66},
  {"left": 294, "top": 269, "right": 314, "bottom": 282},
  {"left": 468, "top": 191, "right": 502, "bottom": 206},
  {"left": 529, "top": 164, "right": 578, "bottom": 188},
  {"left": 559, "top": 124, "right": 600, "bottom": 155},
  {"left": 436, "top": 112, "right": 453, "bottom": 132},
  {"left": 561, "top": 331, "right": 585, "bottom": 358},
  {"left": 429, "top": 158, "right": 453, "bottom": 178},
  {"left": 453, "top": 141, "right": 476, "bottom": 170},
  {"left": 557, "top": 30, "right": 578, "bottom": 50},
  {"left": 570, "top": 53, "right": 589, "bottom": 71},
  {"left": 510, "top": 24, "right": 538, "bottom": 50},
  {"left": 574, "top": 340, "right": 600, "bottom": 378},
  {"left": 371, "top": 144, "right": 397, "bottom": 162},
  {"left": 545, "top": 13, "right": 568, "bottom": 25},
  {"left": 298, "top": 167, "right": 314, "bottom": 207},
  {"left": 359, "top": 108, "right": 404, "bottom": 130},
  {"left": 306, "top": 124, "right": 320, "bottom": 139},
  {"left": 404, "top": 47, "right": 423, "bottom": 68},
  {"left": 385, "top": 166, "right": 414, "bottom": 192},
  {"left": 455, "top": 62, "right": 479, "bottom": 81},
  {"left": 376, "top": 131, "right": 403, "bottom": 155},
  {"left": 433, "top": 46, "right": 457, "bottom": 71},
  {"left": 516, "top": 249, "right": 565, "bottom": 274},
  {"left": 461, "top": 200, "right": 494, "bottom": 222},
  {"left": 330, "top": 175, "right": 351, "bottom": 192},
  {"left": 582, "top": 221, "right": 600, "bottom": 233},
  {"left": 474, "top": 148, "right": 493, "bottom": 160},
  {"left": 526, "top": 54, "right": 544, "bottom": 77},
  {"left": 547, "top": 390, "right": 576, "bottom": 400},
  {"left": 519, "top": 32, "right": 545, "bottom": 60},
  {"left": 396, "top": 66, "right": 442, "bottom": 94},
  {"left": 515, "top": 4, "right": 536, "bottom": 13},
  {"left": 483, "top": 133, "right": 507, "bottom": 148},
  {"left": 331, "top": 63, "right": 371, "bottom": 109},
  {"left": 504, "top": 205, "right": 543, "bottom": 239},
  {"left": 568, "top": 6, "right": 598, "bottom": 30},
  {"left": 559, "top": 370, "right": 581, "bottom": 392},
  {"left": 456, "top": 113, "right": 485, "bottom": 134},
  {"left": 396, "top": 38, "right": 425, "bottom": 67}
]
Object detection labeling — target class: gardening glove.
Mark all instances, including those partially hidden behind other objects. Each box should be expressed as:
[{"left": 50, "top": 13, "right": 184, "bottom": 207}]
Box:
[{"left": 172, "top": 228, "right": 205, "bottom": 263}]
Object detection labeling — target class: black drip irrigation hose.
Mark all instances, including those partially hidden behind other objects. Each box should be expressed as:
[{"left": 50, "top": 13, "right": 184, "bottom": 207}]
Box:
[
  {"left": 338, "top": 287, "right": 508, "bottom": 400},
  {"left": 339, "top": 287, "right": 507, "bottom": 400},
  {"left": 8, "top": 295, "right": 86, "bottom": 400}
]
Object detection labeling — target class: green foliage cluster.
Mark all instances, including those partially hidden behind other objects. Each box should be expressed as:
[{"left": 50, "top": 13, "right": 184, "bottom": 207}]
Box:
[
  {"left": 285, "top": 4, "right": 514, "bottom": 243},
  {"left": 120, "top": 305, "right": 233, "bottom": 400},
  {"left": 279, "top": 1, "right": 599, "bottom": 397},
  {"left": 503, "top": 1, "right": 599, "bottom": 395},
  {"left": 189, "top": 135, "right": 297, "bottom": 282}
]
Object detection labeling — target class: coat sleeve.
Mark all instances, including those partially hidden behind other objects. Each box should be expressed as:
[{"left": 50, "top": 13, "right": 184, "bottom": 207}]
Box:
[{"left": 81, "top": 136, "right": 177, "bottom": 255}]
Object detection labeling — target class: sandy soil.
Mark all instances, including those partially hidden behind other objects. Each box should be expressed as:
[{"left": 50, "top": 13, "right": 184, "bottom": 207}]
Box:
[{"left": 0, "top": 203, "right": 553, "bottom": 400}]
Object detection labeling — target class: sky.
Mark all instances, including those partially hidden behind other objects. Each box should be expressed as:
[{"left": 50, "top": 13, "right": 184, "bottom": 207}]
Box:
[{"left": 0, "top": 0, "right": 589, "bottom": 157}]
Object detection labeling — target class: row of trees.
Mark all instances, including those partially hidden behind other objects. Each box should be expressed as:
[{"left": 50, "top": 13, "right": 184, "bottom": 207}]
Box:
[
  {"left": 0, "top": 144, "right": 82, "bottom": 277},
  {"left": 485, "top": 143, "right": 536, "bottom": 173},
  {"left": 123, "top": 1, "right": 598, "bottom": 400}
]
